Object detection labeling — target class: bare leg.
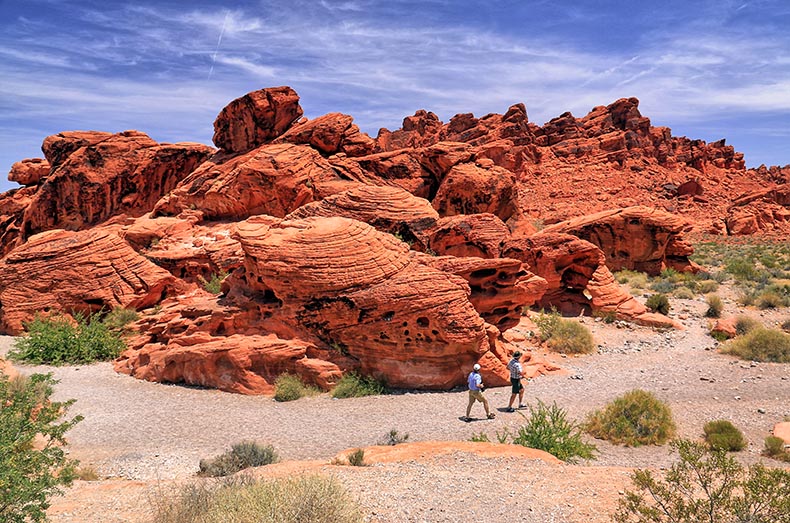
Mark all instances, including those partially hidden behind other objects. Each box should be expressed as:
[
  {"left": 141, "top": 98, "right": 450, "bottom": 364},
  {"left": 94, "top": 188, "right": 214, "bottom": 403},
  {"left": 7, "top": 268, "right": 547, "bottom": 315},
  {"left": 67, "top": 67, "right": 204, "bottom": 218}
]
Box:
[
  {"left": 508, "top": 393, "right": 516, "bottom": 409},
  {"left": 482, "top": 394, "right": 491, "bottom": 416}
]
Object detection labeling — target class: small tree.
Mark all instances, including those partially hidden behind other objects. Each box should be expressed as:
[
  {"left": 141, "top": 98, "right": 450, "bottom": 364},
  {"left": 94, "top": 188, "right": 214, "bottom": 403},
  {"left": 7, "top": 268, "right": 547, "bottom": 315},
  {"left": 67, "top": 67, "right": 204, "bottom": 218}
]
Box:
[
  {"left": 0, "top": 373, "right": 82, "bottom": 523},
  {"left": 614, "top": 439, "right": 790, "bottom": 523}
]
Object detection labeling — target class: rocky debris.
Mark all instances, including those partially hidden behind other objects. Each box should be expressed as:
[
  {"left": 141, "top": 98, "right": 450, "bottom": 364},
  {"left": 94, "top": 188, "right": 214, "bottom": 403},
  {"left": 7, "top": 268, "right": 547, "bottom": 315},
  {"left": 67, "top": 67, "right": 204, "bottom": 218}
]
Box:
[
  {"left": 541, "top": 206, "right": 699, "bottom": 275},
  {"left": 274, "top": 112, "right": 376, "bottom": 157},
  {"left": 153, "top": 143, "right": 352, "bottom": 220},
  {"left": 212, "top": 86, "right": 303, "bottom": 154},
  {"left": 0, "top": 228, "right": 180, "bottom": 334},
  {"left": 20, "top": 131, "right": 213, "bottom": 240},
  {"left": 725, "top": 185, "right": 790, "bottom": 235},
  {"left": 8, "top": 158, "right": 50, "bottom": 186}
]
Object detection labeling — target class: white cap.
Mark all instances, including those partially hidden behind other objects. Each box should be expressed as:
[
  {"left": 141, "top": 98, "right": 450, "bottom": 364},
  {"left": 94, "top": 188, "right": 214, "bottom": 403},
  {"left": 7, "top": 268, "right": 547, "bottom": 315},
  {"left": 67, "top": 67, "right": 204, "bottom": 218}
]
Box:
[{"left": 473, "top": 363, "right": 481, "bottom": 371}]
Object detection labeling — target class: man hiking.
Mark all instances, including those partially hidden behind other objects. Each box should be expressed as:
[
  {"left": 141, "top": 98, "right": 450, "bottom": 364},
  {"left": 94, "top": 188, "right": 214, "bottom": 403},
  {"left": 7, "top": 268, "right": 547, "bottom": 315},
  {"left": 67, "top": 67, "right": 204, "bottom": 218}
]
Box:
[
  {"left": 506, "top": 351, "right": 527, "bottom": 413},
  {"left": 463, "top": 363, "right": 495, "bottom": 421}
]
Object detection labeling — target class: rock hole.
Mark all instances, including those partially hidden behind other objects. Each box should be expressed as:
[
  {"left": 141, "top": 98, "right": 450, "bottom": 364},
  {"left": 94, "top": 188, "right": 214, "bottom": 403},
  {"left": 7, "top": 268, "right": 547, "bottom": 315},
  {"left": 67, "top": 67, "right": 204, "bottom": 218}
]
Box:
[{"left": 416, "top": 317, "right": 430, "bottom": 328}]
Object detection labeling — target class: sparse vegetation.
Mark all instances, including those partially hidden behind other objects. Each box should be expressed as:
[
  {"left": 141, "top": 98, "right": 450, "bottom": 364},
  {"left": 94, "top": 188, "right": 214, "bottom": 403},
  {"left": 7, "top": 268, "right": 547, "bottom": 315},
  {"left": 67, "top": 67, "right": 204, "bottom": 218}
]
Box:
[
  {"left": 381, "top": 429, "right": 409, "bottom": 446},
  {"left": 198, "top": 270, "right": 229, "bottom": 294},
  {"left": 1, "top": 373, "right": 82, "bottom": 523},
  {"left": 330, "top": 372, "right": 386, "bottom": 399},
  {"left": 615, "top": 269, "right": 648, "bottom": 289},
  {"left": 672, "top": 286, "right": 695, "bottom": 300},
  {"left": 534, "top": 310, "right": 595, "bottom": 354},
  {"left": 347, "top": 448, "right": 366, "bottom": 467},
  {"left": 510, "top": 400, "right": 597, "bottom": 463},
  {"left": 586, "top": 389, "right": 676, "bottom": 446},
  {"left": 697, "top": 280, "right": 720, "bottom": 294},
  {"left": 705, "top": 294, "right": 724, "bottom": 318},
  {"left": 76, "top": 465, "right": 100, "bottom": 481},
  {"left": 782, "top": 318, "right": 790, "bottom": 332},
  {"left": 645, "top": 293, "right": 671, "bottom": 315},
  {"left": 721, "top": 327, "right": 790, "bottom": 363},
  {"left": 10, "top": 311, "right": 126, "bottom": 365},
  {"left": 614, "top": 439, "right": 790, "bottom": 523},
  {"left": 153, "top": 474, "right": 363, "bottom": 523},
  {"left": 274, "top": 374, "right": 319, "bottom": 402},
  {"left": 763, "top": 436, "right": 790, "bottom": 462},
  {"left": 198, "top": 441, "right": 278, "bottom": 477},
  {"left": 735, "top": 315, "right": 761, "bottom": 335},
  {"left": 469, "top": 432, "right": 490, "bottom": 443},
  {"left": 703, "top": 420, "right": 746, "bottom": 451}
]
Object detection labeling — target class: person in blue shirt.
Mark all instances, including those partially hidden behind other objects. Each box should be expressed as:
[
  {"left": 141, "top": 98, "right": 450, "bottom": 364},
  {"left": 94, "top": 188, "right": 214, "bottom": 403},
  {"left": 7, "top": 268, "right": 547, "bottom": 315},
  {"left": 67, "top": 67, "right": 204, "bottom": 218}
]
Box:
[{"left": 463, "top": 363, "right": 495, "bottom": 422}]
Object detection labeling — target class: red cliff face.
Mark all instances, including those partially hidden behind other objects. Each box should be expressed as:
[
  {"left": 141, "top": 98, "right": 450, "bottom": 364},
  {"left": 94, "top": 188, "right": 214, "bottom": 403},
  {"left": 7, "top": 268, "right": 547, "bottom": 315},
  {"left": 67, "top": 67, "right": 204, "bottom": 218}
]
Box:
[{"left": 2, "top": 85, "right": 784, "bottom": 394}]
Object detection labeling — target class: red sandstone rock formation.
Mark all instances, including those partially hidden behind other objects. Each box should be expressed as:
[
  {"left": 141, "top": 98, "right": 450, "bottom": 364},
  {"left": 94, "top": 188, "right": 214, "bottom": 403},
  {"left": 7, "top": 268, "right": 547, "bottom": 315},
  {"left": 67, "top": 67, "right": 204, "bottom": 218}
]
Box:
[
  {"left": 275, "top": 112, "right": 376, "bottom": 157},
  {"left": 417, "top": 213, "right": 511, "bottom": 259},
  {"left": 0, "top": 228, "right": 180, "bottom": 334},
  {"left": 8, "top": 158, "right": 50, "bottom": 186},
  {"left": 432, "top": 162, "right": 519, "bottom": 223},
  {"left": 212, "top": 86, "right": 303, "bottom": 154},
  {"left": 153, "top": 143, "right": 352, "bottom": 220},
  {"left": 541, "top": 206, "right": 700, "bottom": 275},
  {"left": 725, "top": 186, "right": 790, "bottom": 235},
  {"left": 0, "top": 187, "right": 36, "bottom": 257},
  {"left": 20, "top": 131, "right": 213, "bottom": 240}
]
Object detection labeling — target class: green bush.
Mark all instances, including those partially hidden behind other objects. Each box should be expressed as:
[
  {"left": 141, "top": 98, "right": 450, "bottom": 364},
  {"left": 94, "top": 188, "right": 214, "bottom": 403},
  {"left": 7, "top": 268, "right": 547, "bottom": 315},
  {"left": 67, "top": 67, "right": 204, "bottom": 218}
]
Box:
[
  {"left": 757, "top": 291, "right": 785, "bottom": 309},
  {"left": 645, "top": 294, "right": 671, "bottom": 315},
  {"left": 721, "top": 327, "right": 790, "bottom": 363},
  {"left": 511, "top": 400, "right": 597, "bottom": 463},
  {"left": 10, "top": 311, "right": 126, "bottom": 365},
  {"left": 381, "top": 429, "right": 409, "bottom": 446},
  {"left": 615, "top": 270, "right": 648, "bottom": 289},
  {"left": 586, "top": 389, "right": 676, "bottom": 446},
  {"left": 330, "top": 372, "right": 386, "bottom": 399},
  {"left": 1, "top": 373, "right": 82, "bottom": 523},
  {"left": 274, "top": 374, "right": 318, "bottom": 402},
  {"left": 764, "top": 436, "right": 790, "bottom": 462},
  {"left": 703, "top": 420, "right": 746, "bottom": 451},
  {"left": 198, "top": 441, "right": 278, "bottom": 477},
  {"left": 672, "top": 286, "right": 695, "bottom": 300},
  {"left": 697, "top": 280, "right": 720, "bottom": 294},
  {"left": 735, "top": 315, "right": 761, "bottom": 336},
  {"left": 102, "top": 307, "right": 139, "bottom": 332},
  {"left": 198, "top": 270, "right": 229, "bottom": 294},
  {"left": 153, "top": 474, "right": 363, "bottom": 523},
  {"left": 534, "top": 311, "right": 595, "bottom": 354},
  {"left": 347, "top": 449, "right": 366, "bottom": 467},
  {"left": 705, "top": 294, "right": 724, "bottom": 318},
  {"left": 614, "top": 439, "right": 790, "bottom": 523}
]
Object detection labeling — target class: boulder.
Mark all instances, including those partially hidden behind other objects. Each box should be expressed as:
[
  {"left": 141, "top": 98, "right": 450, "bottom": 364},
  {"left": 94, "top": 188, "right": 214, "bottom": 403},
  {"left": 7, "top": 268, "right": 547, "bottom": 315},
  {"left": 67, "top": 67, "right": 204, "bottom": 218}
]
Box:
[
  {"left": 711, "top": 317, "right": 738, "bottom": 339},
  {"left": 0, "top": 228, "right": 180, "bottom": 335},
  {"left": 20, "top": 131, "right": 213, "bottom": 239},
  {"left": 275, "top": 112, "right": 375, "bottom": 157},
  {"left": 212, "top": 86, "right": 303, "bottom": 154},
  {"left": 418, "top": 213, "right": 510, "bottom": 259},
  {"left": 773, "top": 422, "right": 790, "bottom": 445},
  {"left": 432, "top": 162, "right": 518, "bottom": 223},
  {"left": 0, "top": 186, "right": 36, "bottom": 257},
  {"left": 42, "top": 131, "right": 113, "bottom": 170},
  {"left": 8, "top": 158, "right": 50, "bottom": 186}
]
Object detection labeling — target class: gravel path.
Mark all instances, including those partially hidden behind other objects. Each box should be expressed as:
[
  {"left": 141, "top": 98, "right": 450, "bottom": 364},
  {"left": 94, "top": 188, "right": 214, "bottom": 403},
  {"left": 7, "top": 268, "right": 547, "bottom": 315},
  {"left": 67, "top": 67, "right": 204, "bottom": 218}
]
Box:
[{"left": 2, "top": 294, "right": 789, "bottom": 522}]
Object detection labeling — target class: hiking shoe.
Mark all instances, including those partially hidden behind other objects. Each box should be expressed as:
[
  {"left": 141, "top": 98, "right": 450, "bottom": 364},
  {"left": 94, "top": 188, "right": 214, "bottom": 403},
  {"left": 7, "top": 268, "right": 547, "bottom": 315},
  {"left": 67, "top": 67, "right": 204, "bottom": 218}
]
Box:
[
  {"left": 487, "top": 413, "right": 496, "bottom": 419},
  {"left": 518, "top": 404, "right": 527, "bottom": 409},
  {"left": 462, "top": 416, "right": 472, "bottom": 422},
  {"left": 506, "top": 407, "right": 515, "bottom": 413}
]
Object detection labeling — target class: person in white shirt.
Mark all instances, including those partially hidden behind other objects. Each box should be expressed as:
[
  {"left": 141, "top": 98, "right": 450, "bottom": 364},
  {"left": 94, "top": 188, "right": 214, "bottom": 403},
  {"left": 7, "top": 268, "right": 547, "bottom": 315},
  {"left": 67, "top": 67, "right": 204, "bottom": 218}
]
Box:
[{"left": 463, "top": 363, "right": 495, "bottom": 421}]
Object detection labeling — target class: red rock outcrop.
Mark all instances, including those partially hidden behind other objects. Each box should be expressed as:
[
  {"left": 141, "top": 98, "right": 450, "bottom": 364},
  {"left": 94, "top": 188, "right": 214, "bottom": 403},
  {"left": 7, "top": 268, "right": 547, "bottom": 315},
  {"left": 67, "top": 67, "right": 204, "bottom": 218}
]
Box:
[
  {"left": 275, "top": 112, "right": 375, "bottom": 157},
  {"left": 541, "top": 206, "right": 699, "bottom": 275},
  {"left": 20, "top": 131, "right": 213, "bottom": 239},
  {"left": 432, "top": 162, "right": 519, "bottom": 223},
  {"left": 0, "top": 228, "right": 180, "bottom": 334},
  {"left": 153, "top": 143, "right": 352, "bottom": 220},
  {"left": 8, "top": 158, "right": 50, "bottom": 186},
  {"left": 0, "top": 187, "right": 36, "bottom": 257},
  {"left": 417, "top": 213, "right": 511, "bottom": 259},
  {"left": 212, "top": 86, "right": 303, "bottom": 154},
  {"left": 725, "top": 186, "right": 790, "bottom": 235}
]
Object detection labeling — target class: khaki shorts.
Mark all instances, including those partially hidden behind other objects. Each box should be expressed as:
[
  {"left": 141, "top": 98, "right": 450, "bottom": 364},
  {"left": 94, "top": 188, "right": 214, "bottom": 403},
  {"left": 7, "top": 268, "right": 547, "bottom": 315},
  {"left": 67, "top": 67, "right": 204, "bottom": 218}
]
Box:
[{"left": 468, "top": 390, "right": 485, "bottom": 402}]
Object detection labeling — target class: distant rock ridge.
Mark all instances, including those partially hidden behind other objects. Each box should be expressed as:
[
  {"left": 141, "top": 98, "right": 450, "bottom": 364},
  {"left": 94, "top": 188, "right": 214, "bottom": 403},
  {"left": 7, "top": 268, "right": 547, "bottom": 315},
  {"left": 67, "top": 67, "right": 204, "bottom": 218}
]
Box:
[{"left": 1, "top": 85, "right": 785, "bottom": 394}]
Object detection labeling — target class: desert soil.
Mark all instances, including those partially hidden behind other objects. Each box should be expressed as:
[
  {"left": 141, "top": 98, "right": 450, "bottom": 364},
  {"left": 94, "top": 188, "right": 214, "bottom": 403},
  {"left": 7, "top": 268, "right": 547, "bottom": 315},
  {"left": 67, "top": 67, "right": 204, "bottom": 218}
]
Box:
[{"left": 2, "top": 291, "right": 789, "bottom": 523}]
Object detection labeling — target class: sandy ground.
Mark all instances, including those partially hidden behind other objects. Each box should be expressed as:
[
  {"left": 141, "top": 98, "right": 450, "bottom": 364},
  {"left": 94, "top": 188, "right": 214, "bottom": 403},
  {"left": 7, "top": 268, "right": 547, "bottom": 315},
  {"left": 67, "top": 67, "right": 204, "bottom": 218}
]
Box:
[{"left": 2, "top": 292, "right": 789, "bottom": 523}]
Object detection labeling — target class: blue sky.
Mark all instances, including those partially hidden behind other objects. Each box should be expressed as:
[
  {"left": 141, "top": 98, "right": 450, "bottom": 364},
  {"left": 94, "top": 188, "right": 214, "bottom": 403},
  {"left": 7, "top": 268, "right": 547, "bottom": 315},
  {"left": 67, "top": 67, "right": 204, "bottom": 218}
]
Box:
[{"left": 2, "top": 0, "right": 789, "bottom": 193}]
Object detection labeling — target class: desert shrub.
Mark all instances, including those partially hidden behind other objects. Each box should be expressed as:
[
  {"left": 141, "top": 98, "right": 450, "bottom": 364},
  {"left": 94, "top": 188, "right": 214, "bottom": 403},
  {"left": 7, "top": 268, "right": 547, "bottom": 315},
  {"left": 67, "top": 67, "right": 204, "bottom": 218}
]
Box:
[
  {"left": 593, "top": 310, "right": 617, "bottom": 324},
  {"left": 763, "top": 436, "right": 790, "bottom": 462},
  {"left": 511, "top": 400, "right": 597, "bottom": 463},
  {"left": 703, "top": 420, "right": 746, "bottom": 451},
  {"left": 534, "top": 311, "right": 595, "bottom": 354},
  {"left": 198, "top": 270, "right": 229, "bottom": 294},
  {"left": 586, "top": 389, "right": 676, "bottom": 446},
  {"left": 198, "top": 441, "right": 278, "bottom": 477},
  {"left": 274, "top": 374, "right": 318, "bottom": 402},
  {"left": 705, "top": 294, "right": 724, "bottom": 318},
  {"left": 1, "top": 373, "right": 82, "bottom": 523},
  {"left": 697, "top": 280, "right": 720, "bottom": 294},
  {"left": 734, "top": 315, "right": 761, "bottom": 335},
  {"left": 381, "top": 429, "right": 409, "bottom": 446},
  {"left": 102, "top": 307, "right": 139, "bottom": 332},
  {"left": 153, "top": 474, "right": 363, "bottom": 523},
  {"left": 615, "top": 270, "right": 648, "bottom": 289},
  {"left": 757, "top": 290, "right": 786, "bottom": 309},
  {"left": 782, "top": 319, "right": 790, "bottom": 332},
  {"left": 614, "top": 439, "right": 790, "bottom": 523},
  {"left": 76, "top": 465, "right": 100, "bottom": 481},
  {"left": 347, "top": 449, "right": 366, "bottom": 467},
  {"left": 645, "top": 294, "right": 671, "bottom": 315},
  {"left": 649, "top": 279, "right": 676, "bottom": 294},
  {"left": 10, "top": 311, "right": 126, "bottom": 365},
  {"left": 330, "top": 372, "right": 386, "bottom": 399},
  {"left": 469, "top": 432, "right": 490, "bottom": 443},
  {"left": 672, "top": 286, "right": 695, "bottom": 300},
  {"left": 721, "top": 327, "right": 790, "bottom": 363}
]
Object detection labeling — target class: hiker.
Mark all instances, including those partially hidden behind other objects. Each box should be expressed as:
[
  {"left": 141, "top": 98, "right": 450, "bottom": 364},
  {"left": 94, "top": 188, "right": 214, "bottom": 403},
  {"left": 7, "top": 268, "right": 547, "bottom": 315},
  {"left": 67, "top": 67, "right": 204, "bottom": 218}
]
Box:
[
  {"left": 506, "top": 351, "right": 527, "bottom": 413},
  {"left": 464, "top": 363, "right": 495, "bottom": 421}
]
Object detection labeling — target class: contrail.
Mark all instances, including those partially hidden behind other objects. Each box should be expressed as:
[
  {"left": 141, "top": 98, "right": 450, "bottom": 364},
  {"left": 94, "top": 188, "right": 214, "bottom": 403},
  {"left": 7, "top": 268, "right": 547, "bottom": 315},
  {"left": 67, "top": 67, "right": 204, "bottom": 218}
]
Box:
[{"left": 208, "top": 12, "right": 230, "bottom": 80}]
